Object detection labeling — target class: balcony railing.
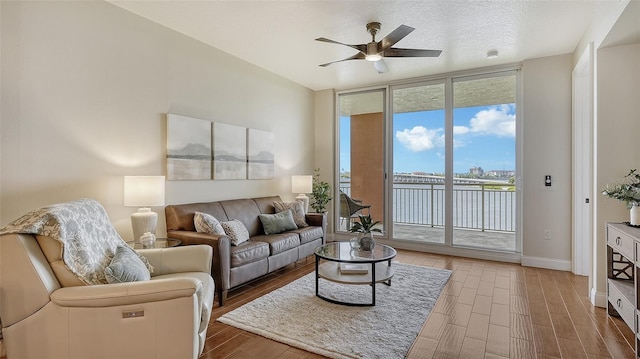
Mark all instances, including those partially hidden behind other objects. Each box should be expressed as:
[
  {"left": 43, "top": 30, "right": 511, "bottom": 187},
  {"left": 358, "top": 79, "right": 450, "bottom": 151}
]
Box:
[{"left": 340, "top": 182, "right": 516, "bottom": 233}]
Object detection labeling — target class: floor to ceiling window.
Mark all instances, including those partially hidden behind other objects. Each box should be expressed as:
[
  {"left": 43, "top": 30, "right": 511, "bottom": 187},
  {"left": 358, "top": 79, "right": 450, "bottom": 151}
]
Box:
[
  {"left": 451, "top": 74, "right": 517, "bottom": 251},
  {"left": 337, "top": 89, "right": 386, "bottom": 234},
  {"left": 335, "top": 67, "right": 520, "bottom": 256},
  {"left": 392, "top": 82, "right": 446, "bottom": 244}
]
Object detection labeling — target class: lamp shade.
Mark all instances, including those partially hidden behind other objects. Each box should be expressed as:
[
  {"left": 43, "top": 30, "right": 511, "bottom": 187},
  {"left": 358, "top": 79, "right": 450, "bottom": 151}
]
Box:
[
  {"left": 291, "top": 175, "right": 312, "bottom": 194},
  {"left": 124, "top": 176, "right": 165, "bottom": 207}
]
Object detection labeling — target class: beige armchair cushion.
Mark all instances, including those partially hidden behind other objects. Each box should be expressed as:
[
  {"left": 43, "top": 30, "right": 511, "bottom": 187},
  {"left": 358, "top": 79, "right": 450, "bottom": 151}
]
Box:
[{"left": 36, "top": 235, "right": 85, "bottom": 287}]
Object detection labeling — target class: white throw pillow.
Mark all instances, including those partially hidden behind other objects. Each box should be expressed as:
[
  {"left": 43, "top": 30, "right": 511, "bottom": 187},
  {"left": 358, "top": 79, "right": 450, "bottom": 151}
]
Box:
[
  {"left": 194, "top": 211, "right": 226, "bottom": 235},
  {"left": 273, "top": 201, "right": 308, "bottom": 228},
  {"left": 221, "top": 219, "right": 250, "bottom": 245}
]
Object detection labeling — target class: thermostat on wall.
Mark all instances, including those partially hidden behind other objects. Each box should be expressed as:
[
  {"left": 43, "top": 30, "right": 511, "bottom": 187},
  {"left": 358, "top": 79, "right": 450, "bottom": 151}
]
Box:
[{"left": 542, "top": 175, "right": 554, "bottom": 190}]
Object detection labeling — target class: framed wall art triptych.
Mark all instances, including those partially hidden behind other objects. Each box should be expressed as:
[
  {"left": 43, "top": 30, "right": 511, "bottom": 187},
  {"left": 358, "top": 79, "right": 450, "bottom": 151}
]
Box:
[{"left": 166, "top": 114, "right": 274, "bottom": 181}]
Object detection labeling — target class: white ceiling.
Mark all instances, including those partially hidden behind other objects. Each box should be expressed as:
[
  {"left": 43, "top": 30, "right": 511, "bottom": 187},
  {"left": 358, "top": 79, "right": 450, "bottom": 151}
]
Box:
[{"left": 108, "top": 0, "right": 630, "bottom": 91}]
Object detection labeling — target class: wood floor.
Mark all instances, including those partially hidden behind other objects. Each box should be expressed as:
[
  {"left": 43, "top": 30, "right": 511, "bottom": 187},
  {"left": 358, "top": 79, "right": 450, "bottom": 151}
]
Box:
[{"left": 201, "top": 249, "right": 636, "bottom": 359}]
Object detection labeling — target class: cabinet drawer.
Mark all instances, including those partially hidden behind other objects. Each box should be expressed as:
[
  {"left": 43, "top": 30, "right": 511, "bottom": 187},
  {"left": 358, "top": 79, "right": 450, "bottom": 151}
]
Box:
[
  {"left": 608, "top": 226, "right": 635, "bottom": 260},
  {"left": 608, "top": 279, "right": 635, "bottom": 330}
]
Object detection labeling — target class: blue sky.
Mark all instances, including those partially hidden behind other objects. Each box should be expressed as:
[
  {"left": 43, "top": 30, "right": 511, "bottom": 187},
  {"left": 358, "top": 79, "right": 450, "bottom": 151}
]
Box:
[{"left": 340, "top": 104, "right": 516, "bottom": 174}]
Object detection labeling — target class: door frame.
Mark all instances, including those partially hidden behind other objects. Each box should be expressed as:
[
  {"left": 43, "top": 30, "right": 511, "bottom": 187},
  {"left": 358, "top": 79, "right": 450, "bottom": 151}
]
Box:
[{"left": 572, "top": 43, "right": 593, "bottom": 278}]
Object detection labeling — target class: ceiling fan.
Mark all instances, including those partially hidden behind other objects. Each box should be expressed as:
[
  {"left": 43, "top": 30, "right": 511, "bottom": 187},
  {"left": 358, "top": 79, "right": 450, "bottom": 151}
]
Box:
[{"left": 316, "top": 22, "right": 442, "bottom": 73}]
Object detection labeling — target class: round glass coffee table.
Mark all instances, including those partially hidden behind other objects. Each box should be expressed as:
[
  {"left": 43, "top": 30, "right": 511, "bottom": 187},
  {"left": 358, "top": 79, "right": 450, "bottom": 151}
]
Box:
[{"left": 314, "top": 241, "right": 397, "bottom": 306}]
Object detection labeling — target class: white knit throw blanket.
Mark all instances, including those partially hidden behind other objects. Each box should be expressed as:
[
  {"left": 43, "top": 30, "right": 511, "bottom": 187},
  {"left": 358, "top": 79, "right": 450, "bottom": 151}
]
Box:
[{"left": 0, "top": 198, "right": 151, "bottom": 285}]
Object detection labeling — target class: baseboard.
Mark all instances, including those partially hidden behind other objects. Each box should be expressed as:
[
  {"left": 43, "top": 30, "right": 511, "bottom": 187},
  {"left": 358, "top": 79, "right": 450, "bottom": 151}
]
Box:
[
  {"left": 590, "top": 287, "right": 607, "bottom": 308},
  {"left": 521, "top": 256, "right": 571, "bottom": 271}
]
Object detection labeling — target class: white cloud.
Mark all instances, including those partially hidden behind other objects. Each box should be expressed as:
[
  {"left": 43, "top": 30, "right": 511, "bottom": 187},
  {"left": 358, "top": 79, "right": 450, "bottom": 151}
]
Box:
[
  {"left": 396, "top": 105, "right": 514, "bottom": 152},
  {"left": 453, "top": 126, "right": 470, "bottom": 135},
  {"left": 396, "top": 126, "right": 443, "bottom": 152},
  {"left": 458, "top": 104, "right": 515, "bottom": 138}
]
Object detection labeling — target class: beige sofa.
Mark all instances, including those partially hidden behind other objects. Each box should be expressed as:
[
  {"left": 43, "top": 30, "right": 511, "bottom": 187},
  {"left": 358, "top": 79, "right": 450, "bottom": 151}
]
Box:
[{"left": 165, "top": 195, "right": 327, "bottom": 306}]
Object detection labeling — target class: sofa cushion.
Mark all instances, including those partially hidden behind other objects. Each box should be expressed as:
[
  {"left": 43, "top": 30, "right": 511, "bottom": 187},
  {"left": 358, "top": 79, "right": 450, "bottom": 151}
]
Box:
[
  {"left": 221, "top": 219, "right": 250, "bottom": 245},
  {"left": 104, "top": 246, "right": 151, "bottom": 283},
  {"left": 229, "top": 241, "right": 270, "bottom": 267},
  {"left": 219, "top": 199, "right": 263, "bottom": 237},
  {"left": 258, "top": 210, "right": 297, "bottom": 235},
  {"left": 290, "top": 226, "right": 324, "bottom": 245},
  {"left": 273, "top": 201, "right": 308, "bottom": 228},
  {"left": 252, "top": 232, "right": 300, "bottom": 255},
  {"left": 194, "top": 212, "right": 225, "bottom": 235},
  {"left": 165, "top": 202, "right": 228, "bottom": 232}
]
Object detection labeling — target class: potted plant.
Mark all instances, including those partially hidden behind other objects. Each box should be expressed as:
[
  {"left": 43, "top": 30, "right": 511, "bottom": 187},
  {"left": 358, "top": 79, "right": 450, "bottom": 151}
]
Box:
[
  {"left": 310, "top": 168, "right": 332, "bottom": 213},
  {"left": 349, "top": 214, "right": 382, "bottom": 250},
  {"left": 602, "top": 169, "right": 640, "bottom": 225}
]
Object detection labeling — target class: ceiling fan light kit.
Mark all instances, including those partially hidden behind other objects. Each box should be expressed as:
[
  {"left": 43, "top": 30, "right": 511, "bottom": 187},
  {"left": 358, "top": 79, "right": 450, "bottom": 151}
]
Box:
[{"left": 316, "top": 22, "right": 442, "bottom": 72}]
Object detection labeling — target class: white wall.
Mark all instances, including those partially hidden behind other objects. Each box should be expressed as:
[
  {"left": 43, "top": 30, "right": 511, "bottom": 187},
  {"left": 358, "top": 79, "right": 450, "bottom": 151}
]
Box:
[
  {"left": 0, "top": 1, "right": 315, "bottom": 240},
  {"left": 314, "top": 89, "right": 335, "bottom": 231},
  {"left": 573, "top": 0, "right": 632, "bottom": 66},
  {"left": 593, "top": 43, "right": 640, "bottom": 301},
  {"left": 521, "top": 55, "right": 574, "bottom": 270}
]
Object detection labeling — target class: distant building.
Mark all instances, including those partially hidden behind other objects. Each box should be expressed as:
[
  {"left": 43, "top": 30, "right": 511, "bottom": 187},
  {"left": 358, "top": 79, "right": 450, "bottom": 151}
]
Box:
[
  {"left": 487, "top": 170, "right": 515, "bottom": 178},
  {"left": 469, "top": 167, "right": 484, "bottom": 176}
]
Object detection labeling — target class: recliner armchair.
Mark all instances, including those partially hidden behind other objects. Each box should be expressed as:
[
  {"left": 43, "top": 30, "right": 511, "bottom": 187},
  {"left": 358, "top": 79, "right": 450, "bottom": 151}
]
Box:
[
  {"left": 0, "top": 233, "right": 214, "bottom": 359},
  {"left": 0, "top": 200, "right": 215, "bottom": 359}
]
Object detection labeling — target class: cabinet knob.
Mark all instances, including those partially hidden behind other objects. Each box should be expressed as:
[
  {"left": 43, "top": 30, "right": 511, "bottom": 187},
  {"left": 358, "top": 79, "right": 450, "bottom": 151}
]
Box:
[
  {"left": 617, "top": 298, "right": 622, "bottom": 308},
  {"left": 616, "top": 237, "right": 621, "bottom": 246}
]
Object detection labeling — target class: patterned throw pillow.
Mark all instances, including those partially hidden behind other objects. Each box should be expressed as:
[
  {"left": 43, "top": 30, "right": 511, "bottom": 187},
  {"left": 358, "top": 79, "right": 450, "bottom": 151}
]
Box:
[
  {"left": 194, "top": 211, "right": 225, "bottom": 235},
  {"left": 259, "top": 210, "right": 298, "bottom": 235},
  {"left": 104, "top": 246, "right": 151, "bottom": 284},
  {"left": 273, "top": 201, "right": 308, "bottom": 228},
  {"left": 220, "top": 219, "right": 250, "bottom": 246}
]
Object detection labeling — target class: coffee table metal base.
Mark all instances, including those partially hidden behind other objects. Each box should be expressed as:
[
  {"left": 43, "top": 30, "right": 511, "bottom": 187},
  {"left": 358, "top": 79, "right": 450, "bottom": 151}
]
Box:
[{"left": 315, "top": 259, "right": 394, "bottom": 306}]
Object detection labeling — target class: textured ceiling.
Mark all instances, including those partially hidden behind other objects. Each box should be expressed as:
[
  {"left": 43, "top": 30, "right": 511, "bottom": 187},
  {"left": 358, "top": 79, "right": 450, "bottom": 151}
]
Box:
[{"left": 108, "top": 0, "right": 635, "bottom": 91}]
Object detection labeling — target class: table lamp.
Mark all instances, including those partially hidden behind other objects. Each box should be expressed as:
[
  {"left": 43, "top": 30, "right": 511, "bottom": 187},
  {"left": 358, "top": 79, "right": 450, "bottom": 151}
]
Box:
[
  {"left": 124, "top": 176, "right": 165, "bottom": 242},
  {"left": 291, "top": 175, "right": 313, "bottom": 212}
]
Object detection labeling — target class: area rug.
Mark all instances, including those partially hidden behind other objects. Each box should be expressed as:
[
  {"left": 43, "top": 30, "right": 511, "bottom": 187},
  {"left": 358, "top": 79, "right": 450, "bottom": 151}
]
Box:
[{"left": 218, "top": 263, "right": 451, "bottom": 359}]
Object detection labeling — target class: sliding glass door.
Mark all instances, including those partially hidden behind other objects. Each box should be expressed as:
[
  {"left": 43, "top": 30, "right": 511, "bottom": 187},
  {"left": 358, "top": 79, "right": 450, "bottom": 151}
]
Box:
[{"left": 335, "top": 69, "right": 519, "bottom": 255}]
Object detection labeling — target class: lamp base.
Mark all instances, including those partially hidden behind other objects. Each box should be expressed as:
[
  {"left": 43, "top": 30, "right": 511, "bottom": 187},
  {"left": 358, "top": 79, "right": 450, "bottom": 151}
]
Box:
[
  {"left": 131, "top": 208, "right": 158, "bottom": 243},
  {"left": 296, "top": 194, "right": 309, "bottom": 213}
]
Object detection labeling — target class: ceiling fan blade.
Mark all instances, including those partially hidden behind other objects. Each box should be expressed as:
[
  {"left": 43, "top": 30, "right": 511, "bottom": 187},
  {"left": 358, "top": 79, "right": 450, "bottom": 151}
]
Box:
[
  {"left": 377, "top": 25, "right": 414, "bottom": 52},
  {"left": 315, "top": 37, "right": 367, "bottom": 53},
  {"left": 318, "top": 52, "right": 366, "bottom": 67},
  {"left": 374, "top": 59, "right": 388, "bottom": 74},
  {"left": 383, "top": 48, "right": 442, "bottom": 58}
]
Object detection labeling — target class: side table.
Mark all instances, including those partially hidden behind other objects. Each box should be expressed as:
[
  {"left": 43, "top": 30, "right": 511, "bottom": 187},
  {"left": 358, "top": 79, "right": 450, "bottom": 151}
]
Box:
[{"left": 127, "top": 238, "right": 182, "bottom": 249}]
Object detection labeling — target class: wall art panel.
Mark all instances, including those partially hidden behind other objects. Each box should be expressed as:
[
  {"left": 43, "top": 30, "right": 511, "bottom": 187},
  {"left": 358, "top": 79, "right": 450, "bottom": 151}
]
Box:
[
  {"left": 213, "top": 122, "right": 247, "bottom": 180},
  {"left": 166, "top": 114, "right": 212, "bottom": 180},
  {"left": 247, "top": 128, "right": 274, "bottom": 180}
]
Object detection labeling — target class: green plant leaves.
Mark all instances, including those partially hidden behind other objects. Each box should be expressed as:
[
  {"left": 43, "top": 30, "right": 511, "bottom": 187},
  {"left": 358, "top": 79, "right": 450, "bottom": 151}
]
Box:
[
  {"left": 602, "top": 169, "right": 640, "bottom": 208},
  {"left": 349, "top": 214, "right": 383, "bottom": 234}
]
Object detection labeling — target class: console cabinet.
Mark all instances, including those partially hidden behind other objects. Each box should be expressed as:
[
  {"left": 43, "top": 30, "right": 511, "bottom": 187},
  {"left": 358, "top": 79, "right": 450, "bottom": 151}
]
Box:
[{"left": 606, "top": 222, "right": 640, "bottom": 357}]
